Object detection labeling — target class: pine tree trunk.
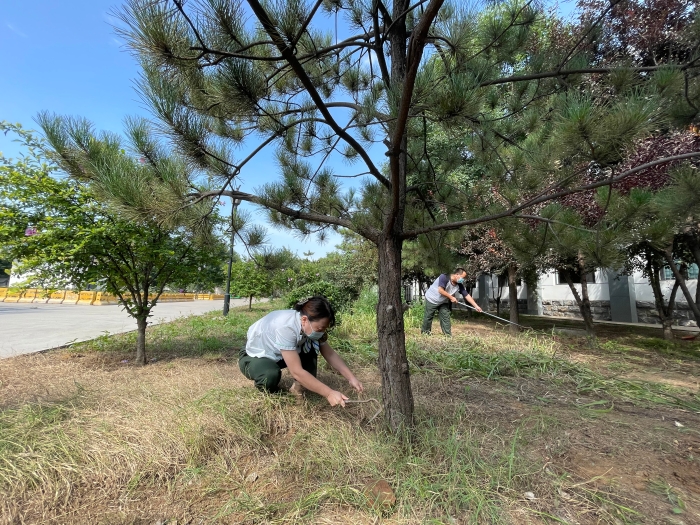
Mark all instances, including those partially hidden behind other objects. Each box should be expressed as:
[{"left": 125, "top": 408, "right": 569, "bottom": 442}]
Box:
[
  {"left": 249, "top": 295, "right": 253, "bottom": 310},
  {"left": 691, "top": 242, "right": 700, "bottom": 309},
  {"left": 562, "top": 269, "right": 595, "bottom": 335},
  {"left": 507, "top": 264, "right": 519, "bottom": 333},
  {"left": 376, "top": 234, "right": 414, "bottom": 431},
  {"left": 136, "top": 316, "right": 148, "bottom": 365},
  {"left": 646, "top": 248, "right": 680, "bottom": 341},
  {"left": 578, "top": 253, "right": 595, "bottom": 336},
  {"left": 663, "top": 278, "right": 680, "bottom": 341},
  {"left": 374, "top": 0, "right": 414, "bottom": 432},
  {"left": 578, "top": 275, "right": 595, "bottom": 336},
  {"left": 664, "top": 250, "right": 700, "bottom": 325},
  {"left": 662, "top": 319, "right": 674, "bottom": 340}
]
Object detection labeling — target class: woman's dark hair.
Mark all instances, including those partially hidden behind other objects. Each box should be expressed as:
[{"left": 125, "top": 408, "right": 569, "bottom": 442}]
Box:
[{"left": 294, "top": 296, "right": 336, "bottom": 327}]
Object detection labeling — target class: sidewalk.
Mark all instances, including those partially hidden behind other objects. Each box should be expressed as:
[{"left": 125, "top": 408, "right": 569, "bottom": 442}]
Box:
[
  {"left": 518, "top": 313, "right": 699, "bottom": 333},
  {"left": 0, "top": 299, "right": 256, "bottom": 358}
]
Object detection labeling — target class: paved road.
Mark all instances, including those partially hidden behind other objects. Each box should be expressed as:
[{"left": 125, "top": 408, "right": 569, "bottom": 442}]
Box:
[{"left": 0, "top": 299, "right": 252, "bottom": 358}]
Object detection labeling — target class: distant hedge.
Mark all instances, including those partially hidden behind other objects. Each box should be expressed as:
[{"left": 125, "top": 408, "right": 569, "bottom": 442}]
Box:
[{"left": 285, "top": 281, "right": 349, "bottom": 313}]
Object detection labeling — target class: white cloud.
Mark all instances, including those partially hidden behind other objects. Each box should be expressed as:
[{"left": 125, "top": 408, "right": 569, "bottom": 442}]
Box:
[{"left": 6, "top": 23, "right": 28, "bottom": 38}]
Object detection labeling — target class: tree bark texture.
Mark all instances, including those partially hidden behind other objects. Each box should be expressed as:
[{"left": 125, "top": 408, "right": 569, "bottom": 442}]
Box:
[
  {"left": 562, "top": 269, "right": 595, "bottom": 335},
  {"left": 376, "top": 234, "right": 414, "bottom": 431},
  {"left": 646, "top": 250, "right": 680, "bottom": 341},
  {"left": 136, "top": 316, "right": 148, "bottom": 365},
  {"left": 664, "top": 250, "right": 700, "bottom": 325},
  {"left": 507, "top": 264, "right": 519, "bottom": 333},
  {"left": 690, "top": 240, "right": 700, "bottom": 309}
]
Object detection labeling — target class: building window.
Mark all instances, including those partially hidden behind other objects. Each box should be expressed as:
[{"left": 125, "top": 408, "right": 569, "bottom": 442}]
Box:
[
  {"left": 660, "top": 264, "right": 699, "bottom": 281},
  {"left": 556, "top": 269, "right": 596, "bottom": 285}
]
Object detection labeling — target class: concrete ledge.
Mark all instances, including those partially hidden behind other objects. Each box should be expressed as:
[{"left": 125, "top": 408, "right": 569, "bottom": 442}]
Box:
[{"left": 520, "top": 314, "right": 700, "bottom": 333}]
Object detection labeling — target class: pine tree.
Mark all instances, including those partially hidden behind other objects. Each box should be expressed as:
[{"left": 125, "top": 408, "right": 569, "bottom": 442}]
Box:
[{"left": 97, "top": 0, "right": 700, "bottom": 429}]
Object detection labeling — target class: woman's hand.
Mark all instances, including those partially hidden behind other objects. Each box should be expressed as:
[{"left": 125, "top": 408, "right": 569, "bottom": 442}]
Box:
[
  {"left": 326, "top": 390, "right": 349, "bottom": 407},
  {"left": 349, "top": 376, "right": 364, "bottom": 393}
]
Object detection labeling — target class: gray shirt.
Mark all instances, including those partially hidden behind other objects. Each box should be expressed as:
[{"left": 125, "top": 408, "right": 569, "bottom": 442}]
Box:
[{"left": 425, "top": 274, "right": 469, "bottom": 305}]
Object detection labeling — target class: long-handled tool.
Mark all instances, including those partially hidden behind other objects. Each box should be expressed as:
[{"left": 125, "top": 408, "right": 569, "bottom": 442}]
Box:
[{"left": 454, "top": 301, "right": 532, "bottom": 331}]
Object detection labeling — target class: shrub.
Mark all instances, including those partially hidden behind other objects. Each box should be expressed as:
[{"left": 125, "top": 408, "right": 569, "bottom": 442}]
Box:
[{"left": 285, "top": 281, "right": 349, "bottom": 312}]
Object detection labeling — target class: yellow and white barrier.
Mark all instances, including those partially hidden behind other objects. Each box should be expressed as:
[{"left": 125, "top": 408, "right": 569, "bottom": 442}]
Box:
[
  {"left": 47, "top": 290, "right": 67, "bottom": 304},
  {"left": 0, "top": 288, "right": 220, "bottom": 305}
]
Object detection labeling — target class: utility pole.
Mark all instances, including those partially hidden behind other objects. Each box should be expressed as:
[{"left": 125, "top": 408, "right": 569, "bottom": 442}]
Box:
[{"left": 223, "top": 197, "right": 242, "bottom": 316}]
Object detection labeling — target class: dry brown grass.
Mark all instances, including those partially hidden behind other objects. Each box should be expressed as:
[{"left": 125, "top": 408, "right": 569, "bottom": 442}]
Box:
[{"left": 2, "top": 303, "right": 700, "bottom": 524}]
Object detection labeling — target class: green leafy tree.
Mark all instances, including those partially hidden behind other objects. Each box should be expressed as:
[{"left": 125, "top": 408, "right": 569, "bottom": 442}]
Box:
[
  {"left": 285, "top": 280, "right": 348, "bottom": 312},
  {"left": 0, "top": 260, "right": 10, "bottom": 287},
  {"left": 0, "top": 121, "right": 225, "bottom": 364},
  {"left": 100, "top": 0, "right": 700, "bottom": 429},
  {"left": 316, "top": 230, "right": 379, "bottom": 297},
  {"left": 229, "top": 260, "right": 272, "bottom": 309},
  {"left": 169, "top": 256, "right": 227, "bottom": 293}
]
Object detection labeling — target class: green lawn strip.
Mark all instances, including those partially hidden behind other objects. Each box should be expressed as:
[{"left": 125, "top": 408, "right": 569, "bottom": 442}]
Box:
[{"left": 69, "top": 301, "right": 280, "bottom": 359}]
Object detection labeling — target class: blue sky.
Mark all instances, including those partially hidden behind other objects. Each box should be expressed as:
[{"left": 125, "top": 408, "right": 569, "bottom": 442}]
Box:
[
  {"left": 0, "top": 0, "right": 357, "bottom": 258},
  {"left": 1, "top": 1, "right": 577, "bottom": 259}
]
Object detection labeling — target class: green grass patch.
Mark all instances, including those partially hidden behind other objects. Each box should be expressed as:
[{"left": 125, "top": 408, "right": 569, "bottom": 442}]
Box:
[{"left": 71, "top": 301, "right": 280, "bottom": 359}]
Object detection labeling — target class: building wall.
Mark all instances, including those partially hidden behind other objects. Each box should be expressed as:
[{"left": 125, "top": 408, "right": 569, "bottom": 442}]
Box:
[
  {"left": 470, "top": 269, "right": 697, "bottom": 327},
  {"left": 633, "top": 274, "right": 697, "bottom": 302}
]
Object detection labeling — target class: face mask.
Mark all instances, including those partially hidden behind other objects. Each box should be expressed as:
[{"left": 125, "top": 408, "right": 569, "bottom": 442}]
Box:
[
  {"left": 457, "top": 278, "right": 465, "bottom": 284},
  {"left": 307, "top": 330, "right": 325, "bottom": 341},
  {"left": 302, "top": 316, "right": 325, "bottom": 340}
]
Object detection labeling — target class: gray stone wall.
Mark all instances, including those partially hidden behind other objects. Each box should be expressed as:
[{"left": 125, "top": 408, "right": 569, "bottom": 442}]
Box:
[
  {"left": 541, "top": 299, "right": 612, "bottom": 321},
  {"left": 636, "top": 301, "right": 698, "bottom": 327},
  {"left": 487, "top": 298, "right": 528, "bottom": 314}
]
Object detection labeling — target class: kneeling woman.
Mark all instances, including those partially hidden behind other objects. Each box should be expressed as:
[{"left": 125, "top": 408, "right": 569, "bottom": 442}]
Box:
[{"left": 238, "top": 296, "right": 363, "bottom": 407}]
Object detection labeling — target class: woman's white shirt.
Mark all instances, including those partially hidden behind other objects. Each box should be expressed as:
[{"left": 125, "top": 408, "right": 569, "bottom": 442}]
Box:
[{"left": 245, "top": 309, "right": 304, "bottom": 361}]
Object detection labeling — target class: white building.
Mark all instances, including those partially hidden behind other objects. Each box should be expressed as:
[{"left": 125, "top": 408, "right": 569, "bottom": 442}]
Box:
[{"left": 468, "top": 266, "right": 698, "bottom": 327}]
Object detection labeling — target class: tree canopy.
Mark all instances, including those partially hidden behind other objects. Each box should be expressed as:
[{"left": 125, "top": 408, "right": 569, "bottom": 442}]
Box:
[
  {"left": 42, "top": 0, "right": 699, "bottom": 429},
  {"left": 0, "top": 121, "right": 227, "bottom": 364}
]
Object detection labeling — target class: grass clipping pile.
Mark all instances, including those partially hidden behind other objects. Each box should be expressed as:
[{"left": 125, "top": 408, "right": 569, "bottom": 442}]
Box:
[{"left": 1, "top": 304, "right": 700, "bottom": 524}]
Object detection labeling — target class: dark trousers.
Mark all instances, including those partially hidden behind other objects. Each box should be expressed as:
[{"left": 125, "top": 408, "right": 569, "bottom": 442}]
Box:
[
  {"left": 238, "top": 346, "right": 317, "bottom": 393},
  {"left": 421, "top": 300, "right": 452, "bottom": 335}
]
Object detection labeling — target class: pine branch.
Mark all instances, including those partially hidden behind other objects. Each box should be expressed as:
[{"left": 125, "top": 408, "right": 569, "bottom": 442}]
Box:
[
  {"left": 463, "top": 0, "right": 535, "bottom": 63},
  {"left": 372, "top": 0, "right": 391, "bottom": 85},
  {"left": 237, "top": 1, "right": 391, "bottom": 191},
  {"left": 292, "top": 0, "right": 324, "bottom": 47},
  {"left": 190, "top": 189, "right": 380, "bottom": 241},
  {"left": 478, "top": 61, "right": 700, "bottom": 88},
  {"left": 403, "top": 151, "right": 700, "bottom": 238}
]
